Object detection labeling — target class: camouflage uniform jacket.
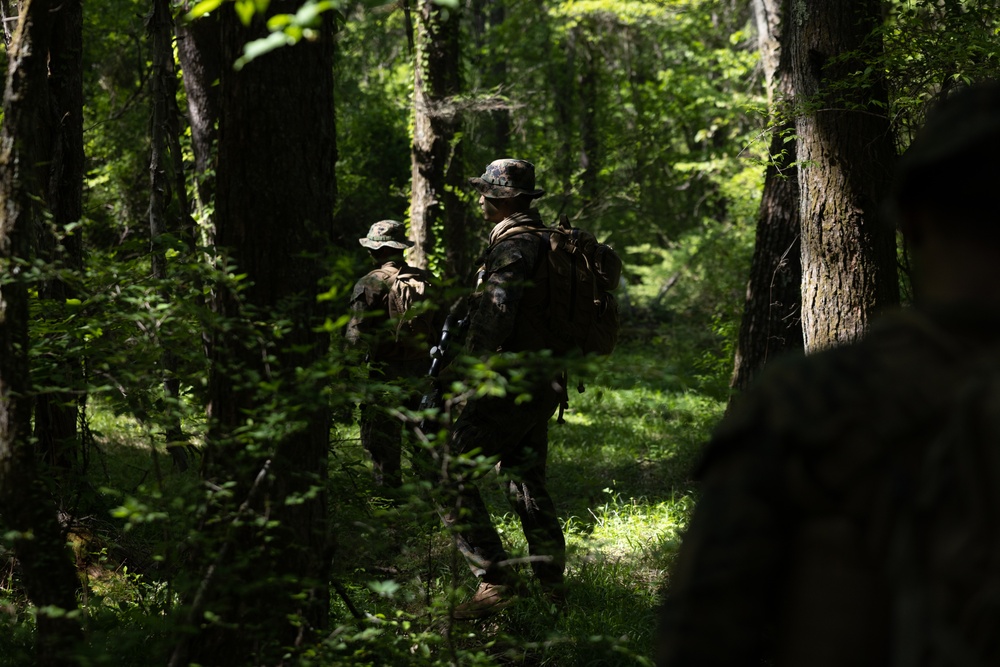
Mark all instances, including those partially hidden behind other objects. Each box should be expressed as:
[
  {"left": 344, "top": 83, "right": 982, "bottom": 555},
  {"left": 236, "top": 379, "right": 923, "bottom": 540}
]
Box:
[
  {"left": 657, "top": 305, "right": 1000, "bottom": 667},
  {"left": 467, "top": 209, "right": 550, "bottom": 355},
  {"left": 346, "top": 260, "right": 432, "bottom": 364}
]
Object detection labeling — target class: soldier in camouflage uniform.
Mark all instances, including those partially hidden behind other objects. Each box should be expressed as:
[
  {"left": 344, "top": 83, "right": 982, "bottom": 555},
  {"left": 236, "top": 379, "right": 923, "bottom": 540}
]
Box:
[
  {"left": 656, "top": 83, "right": 1000, "bottom": 666},
  {"left": 346, "top": 220, "right": 435, "bottom": 490},
  {"left": 444, "top": 158, "right": 567, "bottom": 619}
]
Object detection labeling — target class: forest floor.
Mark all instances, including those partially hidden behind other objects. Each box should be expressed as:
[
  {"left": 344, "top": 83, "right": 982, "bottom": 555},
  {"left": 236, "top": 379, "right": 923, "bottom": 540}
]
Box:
[
  {"left": 326, "top": 316, "right": 728, "bottom": 666},
  {"left": 0, "top": 313, "right": 729, "bottom": 666}
]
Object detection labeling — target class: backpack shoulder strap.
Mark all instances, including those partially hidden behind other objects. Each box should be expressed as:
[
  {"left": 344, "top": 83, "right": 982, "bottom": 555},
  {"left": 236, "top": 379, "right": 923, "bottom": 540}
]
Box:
[{"left": 369, "top": 265, "right": 400, "bottom": 284}]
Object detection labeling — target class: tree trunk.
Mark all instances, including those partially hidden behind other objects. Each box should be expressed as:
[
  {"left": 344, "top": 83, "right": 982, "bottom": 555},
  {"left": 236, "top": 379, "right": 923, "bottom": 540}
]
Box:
[
  {"left": 149, "top": 0, "right": 190, "bottom": 470},
  {"left": 0, "top": 1, "right": 82, "bottom": 663},
  {"left": 791, "top": 0, "right": 898, "bottom": 352},
  {"left": 176, "top": 1, "right": 220, "bottom": 219},
  {"left": 470, "top": 0, "right": 509, "bottom": 156},
  {"left": 730, "top": 0, "right": 802, "bottom": 395},
  {"left": 176, "top": 5, "right": 336, "bottom": 664},
  {"left": 33, "top": 0, "right": 84, "bottom": 471},
  {"left": 576, "top": 25, "right": 600, "bottom": 209},
  {"left": 409, "top": 0, "right": 465, "bottom": 278}
]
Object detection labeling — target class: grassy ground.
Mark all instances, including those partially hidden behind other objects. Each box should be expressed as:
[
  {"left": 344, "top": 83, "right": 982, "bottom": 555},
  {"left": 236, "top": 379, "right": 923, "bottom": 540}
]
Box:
[
  {"left": 0, "top": 313, "right": 729, "bottom": 666},
  {"left": 324, "top": 320, "right": 728, "bottom": 666}
]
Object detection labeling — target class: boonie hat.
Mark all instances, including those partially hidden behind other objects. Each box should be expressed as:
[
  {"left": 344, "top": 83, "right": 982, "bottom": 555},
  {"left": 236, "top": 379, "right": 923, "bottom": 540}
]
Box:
[
  {"left": 359, "top": 220, "right": 414, "bottom": 250},
  {"left": 469, "top": 158, "right": 545, "bottom": 199}
]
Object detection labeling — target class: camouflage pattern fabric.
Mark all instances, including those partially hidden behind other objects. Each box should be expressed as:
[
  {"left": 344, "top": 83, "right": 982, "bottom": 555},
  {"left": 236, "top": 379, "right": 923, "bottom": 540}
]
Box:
[
  {"left": 656, "top": 305, "right": 1000, "bottom": 667},
  {"left": 346, "top": 259, "right": 433, "bottom": 490},
  {"left": 346, "top": 260, "right": 434, "bottom": 362},
  {"left": 466, "top": 210, "right": 550, "bottom": 355},
  {"left": 468, "top": 158, "right": 546, "bottom": 199},
  {"left": 446, "top": 208, "right": 566, "bottom": 590}
]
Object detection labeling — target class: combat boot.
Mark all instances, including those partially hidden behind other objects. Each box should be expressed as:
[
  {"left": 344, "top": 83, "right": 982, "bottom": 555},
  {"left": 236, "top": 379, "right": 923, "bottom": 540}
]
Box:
[{"left": 452, "top": 581, "right": 515, "bottom": 620}]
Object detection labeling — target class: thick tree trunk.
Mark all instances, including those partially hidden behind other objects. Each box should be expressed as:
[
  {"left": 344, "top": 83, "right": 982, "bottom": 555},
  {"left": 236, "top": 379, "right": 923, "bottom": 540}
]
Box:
[
  {"left": 791, "top": 0, "right": 898, "bottom": 352},
  {"left": 730, "top": 0, "right": 802, "bottom": 394},
  {"left": 409, "top": 0, "right": 464, "bottom": 277},
  {"left": 0, "top": 1, "right": 82, "bottom": 663},
  {"left": 33, "top": 0, "right": 84, "bottom": 470},
  {"left": 176, "top": 5, "right": 335, "bottom": 665}
]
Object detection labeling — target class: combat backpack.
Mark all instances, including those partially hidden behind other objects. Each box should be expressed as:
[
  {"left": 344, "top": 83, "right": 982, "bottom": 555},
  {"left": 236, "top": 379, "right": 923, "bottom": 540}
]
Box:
[
  {"left": 494, "top": 214, "right": 622, "bottom": 357},
  {"left": 370, "top": 264, "right": 438, "bottom": 360}
]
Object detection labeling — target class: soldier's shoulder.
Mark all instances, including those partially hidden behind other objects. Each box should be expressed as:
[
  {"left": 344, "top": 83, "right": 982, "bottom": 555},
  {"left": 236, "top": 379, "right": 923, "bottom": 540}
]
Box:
[
  {"left": 488, "top": 231, "right": 544, "bottom": 271},
  {"left": 351, "top": 270, "right": 391, "bottom": 302},
  {"left": 707, "top": 312, "right": 960, "bottom": 469}
]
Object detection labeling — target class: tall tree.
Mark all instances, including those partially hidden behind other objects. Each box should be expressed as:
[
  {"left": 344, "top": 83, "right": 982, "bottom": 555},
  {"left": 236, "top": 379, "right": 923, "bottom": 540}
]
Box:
[
  {"left": 729, "top": 0, "right": 802, "bottom": 394},
  {"left": 175, "top": 0, "right": 221, "bottom": 218},
  {"left": 32, "top": 0, "right": 85, "bottom": 470},
  {"left": 0, "top": 0, "right": 83, "bottom": 663},
  {"left": 148, "top": 0, "right": 194, "bottom": 470},
  {"left": 790, "top": 0, "right": 898, "bottom": 351},
  {"left": 173, "top": 4, "right": 337, "bottom": 664},
  {"left": 409, "top": 0, "right": 467, "bottom": 279}
]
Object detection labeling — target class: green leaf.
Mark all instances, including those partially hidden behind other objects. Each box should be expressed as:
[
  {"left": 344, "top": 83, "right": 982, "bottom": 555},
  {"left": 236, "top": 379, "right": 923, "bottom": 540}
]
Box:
[
  {"left": 235, "top": 31, "right": 294, "bottom": 70},
  {"left": 186, "top": 0, "right": 225, "bottom": 20},
  {"left": 431, "top": 0, "right": 459, "bottom": 7},
  {"left": 235, "top": 0, "right": 256, "bottom": 26},
  {"left": 267, "top": 13, "right": 293, "bottom": 30}
]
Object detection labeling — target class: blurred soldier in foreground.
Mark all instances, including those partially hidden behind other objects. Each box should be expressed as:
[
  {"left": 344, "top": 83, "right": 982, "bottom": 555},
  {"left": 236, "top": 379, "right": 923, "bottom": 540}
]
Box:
[
  {"left": 443, "top": 158, "right": 567, "bottom": 619},
  {"left": 657, "top": 82, "right": 1000, "bottom": 666},
  {"left": 346, "top": 220, "right": 437, "bottom": 491}
]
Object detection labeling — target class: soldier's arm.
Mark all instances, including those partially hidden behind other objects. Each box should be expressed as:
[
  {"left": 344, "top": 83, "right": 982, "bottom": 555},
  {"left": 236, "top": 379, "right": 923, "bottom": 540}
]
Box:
[
  {"left": 466, "top": 238, "right": 535, "bottom": 354},
  {"left": 344, "top": 275, "right": 386, "bottom": 350}
]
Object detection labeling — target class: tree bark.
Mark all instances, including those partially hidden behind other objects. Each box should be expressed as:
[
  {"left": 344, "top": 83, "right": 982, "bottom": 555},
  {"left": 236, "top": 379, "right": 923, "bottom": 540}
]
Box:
[
  {"left": 730, "top": 0, "right": 802, "bottom": 395},
  {"left": 178, "top": 4, "right": 336, "bottom": 664},
  {"left": 33, "top": 0, "right": 84, "bottom": 471},
  {"left": 149, "top": 0, "right": 190, "bottom": 470},
  {"left": 576, "top": 25, "right": 600, "bottom": 209},
  {"left": 790, "top": 0, "right": 898, "bottom": 352},
  {"left": 409, "top": 0, "right": 466, "bottom": 278},
  {"left": 0, "top": 1, "right": 82, "bottom": 663},
  {"left": 176, "top": 1, "right": 221, "bottom": 219}
]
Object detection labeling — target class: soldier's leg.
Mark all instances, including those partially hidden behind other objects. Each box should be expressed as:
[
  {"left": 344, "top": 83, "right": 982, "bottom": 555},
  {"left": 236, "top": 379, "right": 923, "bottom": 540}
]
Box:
[
  {"left": 499, "top": 398, "right": 565, "bottom": 589},
  {"left": 360, "top": 401, "right": 402, "bottom": 489},
  {"left": 442, "top": 397, "right": 521, "bottom": 585}
]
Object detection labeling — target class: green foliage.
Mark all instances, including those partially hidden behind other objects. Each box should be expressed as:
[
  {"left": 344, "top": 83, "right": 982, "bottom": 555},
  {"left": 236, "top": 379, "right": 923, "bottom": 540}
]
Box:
[
  {"left": 27, "top": 0, "right": 1000, "bottom": 662},
  {"left": 882, "top": 0, "right": 1000, "bottom": 148},
  {"left": 333, "top": 6, "right": 414, "bottom": 245}
]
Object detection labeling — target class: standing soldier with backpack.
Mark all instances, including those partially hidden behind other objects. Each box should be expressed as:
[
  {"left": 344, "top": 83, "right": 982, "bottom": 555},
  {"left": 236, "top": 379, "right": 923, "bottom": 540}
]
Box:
[
  {"left": 442, "top": 158, "right": 569, "bottom": 619},
  {"left": 656, "top": 82, "right": 1000, "bottom": 666},
  {"left": 347, "top": 220, "right": 437, "bottom": 491}
]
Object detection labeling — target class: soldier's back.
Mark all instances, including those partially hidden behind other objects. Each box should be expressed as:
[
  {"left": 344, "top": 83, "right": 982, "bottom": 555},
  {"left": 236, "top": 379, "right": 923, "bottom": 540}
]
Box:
[{"left": 660, "top": 305, "right": 1000, "bottom": 666}]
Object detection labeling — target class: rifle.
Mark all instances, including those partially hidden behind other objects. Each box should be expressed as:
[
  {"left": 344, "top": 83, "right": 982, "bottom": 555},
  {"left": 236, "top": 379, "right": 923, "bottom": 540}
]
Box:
[{"left": 417, "top": 301, "right": 471, "bottom": 436}]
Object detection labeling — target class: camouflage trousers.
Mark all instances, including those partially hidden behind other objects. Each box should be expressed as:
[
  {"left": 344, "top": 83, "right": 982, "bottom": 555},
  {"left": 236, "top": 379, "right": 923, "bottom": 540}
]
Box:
[
  {"left": 442, "top": 378, "right": 565, "bottom": 589},
  {"left": 360, "top": 358, "right": 427, "bottom": 490}
]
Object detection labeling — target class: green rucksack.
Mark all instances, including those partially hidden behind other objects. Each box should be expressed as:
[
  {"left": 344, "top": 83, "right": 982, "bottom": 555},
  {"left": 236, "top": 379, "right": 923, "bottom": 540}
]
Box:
[
  {"left": 370, "top": 264, "right": 438, "bottom": 361},
  {"left": 495, "top": 214, "right": 623, "bottom": 357}
]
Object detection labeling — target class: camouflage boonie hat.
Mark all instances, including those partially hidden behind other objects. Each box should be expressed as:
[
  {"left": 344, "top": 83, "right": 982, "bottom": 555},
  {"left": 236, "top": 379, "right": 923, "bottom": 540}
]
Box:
[
  {"left": 359, "top": 220, "right": 414, "bottom": 250},
  {"left": 469, "top": 158, "right": 545, "bottom": 199}
]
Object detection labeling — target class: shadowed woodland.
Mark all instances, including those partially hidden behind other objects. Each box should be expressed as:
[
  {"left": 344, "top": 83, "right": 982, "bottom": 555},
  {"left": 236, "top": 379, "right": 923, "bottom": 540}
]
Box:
[{"left": 0, "top": 0, "right": 999, "bottom": 665}]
